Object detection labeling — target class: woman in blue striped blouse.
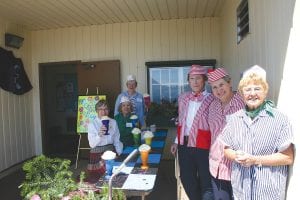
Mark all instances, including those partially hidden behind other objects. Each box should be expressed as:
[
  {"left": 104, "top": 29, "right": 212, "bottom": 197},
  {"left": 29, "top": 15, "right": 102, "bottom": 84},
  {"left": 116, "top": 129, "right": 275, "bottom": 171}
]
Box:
[{"left": 220, "top": 65, "right": 294, "bottom": 200}]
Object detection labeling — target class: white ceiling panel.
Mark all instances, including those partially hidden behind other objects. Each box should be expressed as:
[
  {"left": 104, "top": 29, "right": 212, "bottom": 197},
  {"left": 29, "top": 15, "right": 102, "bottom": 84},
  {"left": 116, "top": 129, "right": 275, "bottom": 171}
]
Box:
[
  {"left": 124, "top": 0, "right": 146, "bottom": 21},
  {"left": 196, "top": 0, "right": 209, "bottom": 18},
  {"left": 0, "top": 0, "right": 225, "bottom": 30},
  {"left": 104, "top": 0, "right": 130, "bottom": 23},
  {"left": 146, "top": 0, "right": 162, "bottom": 21},
  {"left": 166, "top": 0, "right": 178, "bottom": 19},
  {"left": 156, "top": 0, "right": 170, "bottom": 20},
  {"left": 178, "top": 0, "right": 188, "bottom": 18},
  {"left": 205, "top": 0, "right": 221, "bottom": 17},
  {"left": 135, "top": 0, "right": 154, "bottom": 21}
]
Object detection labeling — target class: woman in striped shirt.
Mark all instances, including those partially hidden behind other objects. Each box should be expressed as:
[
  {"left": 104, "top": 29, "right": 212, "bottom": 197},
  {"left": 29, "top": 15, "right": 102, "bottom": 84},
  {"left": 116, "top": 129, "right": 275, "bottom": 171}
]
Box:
[
  {"left": 207, "top": 68, "right": 245, "bottom": 200},
  {"left": 170, "top": 65, "right": 214, "bottom": 200},
  {"left": 220, "top": 65, "right": 294, "bottom": 200}
]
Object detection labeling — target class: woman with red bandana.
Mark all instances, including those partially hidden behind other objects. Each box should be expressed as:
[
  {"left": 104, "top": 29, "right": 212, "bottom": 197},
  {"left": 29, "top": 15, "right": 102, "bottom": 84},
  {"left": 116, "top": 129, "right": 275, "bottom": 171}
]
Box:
[{"left": 170, "top": 65, "right": 214, "bottom": 200}]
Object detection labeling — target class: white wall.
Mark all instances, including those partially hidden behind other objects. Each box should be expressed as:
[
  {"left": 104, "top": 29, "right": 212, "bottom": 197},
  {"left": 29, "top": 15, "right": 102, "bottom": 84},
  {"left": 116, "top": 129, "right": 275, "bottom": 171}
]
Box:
[
  {"left": 220, "top": 0, "right": 297, "bottom": 199},
  {"left": 0, "top": 19, "right": 34, "bottom": 172},
  {"left": 220, "top": 0, "right": 294, "bottom": 102},
  {"left": 278, "top": 0, "right": 300, "bottom": 199}
]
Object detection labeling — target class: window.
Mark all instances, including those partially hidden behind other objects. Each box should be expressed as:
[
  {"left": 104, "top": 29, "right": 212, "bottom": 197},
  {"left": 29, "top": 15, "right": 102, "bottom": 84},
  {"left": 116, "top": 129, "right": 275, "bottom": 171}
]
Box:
[
  {"left": 146, "top": 60, "right": 216, "bottom": 104},
  {"left": 237, "top": 0, "right": 249, "bottom": 43},
  {"left": 149, "top": 66, "right": 189, "bottom": 103}
]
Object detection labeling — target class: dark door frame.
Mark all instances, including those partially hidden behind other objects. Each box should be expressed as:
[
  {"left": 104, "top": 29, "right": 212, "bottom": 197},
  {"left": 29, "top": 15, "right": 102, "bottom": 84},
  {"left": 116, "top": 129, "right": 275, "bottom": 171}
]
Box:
[{"left": 39, "top": 60, "right": 80, "bottom": 156}]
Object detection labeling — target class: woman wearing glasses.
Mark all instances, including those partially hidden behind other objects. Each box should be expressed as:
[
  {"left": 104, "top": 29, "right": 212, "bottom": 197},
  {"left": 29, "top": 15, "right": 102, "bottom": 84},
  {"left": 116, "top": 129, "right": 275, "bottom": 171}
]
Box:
[
  {"left": 87, "top": 100, "right": 123, "bottom": 182},
  {"left": 220, "top": 65, "right": 294, "bottom": 200}
]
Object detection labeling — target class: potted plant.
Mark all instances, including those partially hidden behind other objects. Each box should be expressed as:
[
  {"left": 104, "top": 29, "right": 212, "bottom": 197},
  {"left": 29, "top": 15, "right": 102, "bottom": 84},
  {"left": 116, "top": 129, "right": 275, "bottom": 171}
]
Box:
[
  {"left": 19, "top": 155, "right": 126, "bottom": 200},
  {"left": 145, "top": 99, "right": 178, "bottom": 127}
]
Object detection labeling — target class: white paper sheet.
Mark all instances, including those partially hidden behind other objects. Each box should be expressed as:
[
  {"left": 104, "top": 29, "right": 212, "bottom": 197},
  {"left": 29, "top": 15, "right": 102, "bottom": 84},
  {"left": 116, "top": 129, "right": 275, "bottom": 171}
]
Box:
[
  {"left": 122, "top": 174, "right": 156, "bottom": 190},
  {"left": 112, "top": 166, "right": 133, "bottom": 174}
]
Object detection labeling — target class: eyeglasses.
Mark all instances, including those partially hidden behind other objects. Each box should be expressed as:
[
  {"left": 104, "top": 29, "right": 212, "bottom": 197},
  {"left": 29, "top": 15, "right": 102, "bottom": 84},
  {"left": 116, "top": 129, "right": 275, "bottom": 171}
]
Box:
[
  {"left": 243, "top": 86, "right": 264, "bottom": 94},
  {"left": 97, "top": 108, "right": 109, "bottom": 111}
]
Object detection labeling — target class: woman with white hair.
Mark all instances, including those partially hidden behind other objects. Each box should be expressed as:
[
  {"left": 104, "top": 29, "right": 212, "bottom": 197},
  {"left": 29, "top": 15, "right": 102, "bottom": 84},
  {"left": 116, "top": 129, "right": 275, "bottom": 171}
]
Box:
[
  {"left": 220, "top": 65, "right": 294, "bottom": 199},
  {"left": 114, "top": 74, "right": 145, "bottom": 127}
]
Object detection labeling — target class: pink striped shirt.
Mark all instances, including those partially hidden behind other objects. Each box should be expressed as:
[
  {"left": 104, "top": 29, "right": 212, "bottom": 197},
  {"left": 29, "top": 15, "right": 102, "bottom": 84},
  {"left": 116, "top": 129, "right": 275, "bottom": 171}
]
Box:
[
  {"left": 208, "top": 92, "right": 244, "bottom": 180},
  {"left": 177, "top": 91, "right": 214, "bottom": 148}
]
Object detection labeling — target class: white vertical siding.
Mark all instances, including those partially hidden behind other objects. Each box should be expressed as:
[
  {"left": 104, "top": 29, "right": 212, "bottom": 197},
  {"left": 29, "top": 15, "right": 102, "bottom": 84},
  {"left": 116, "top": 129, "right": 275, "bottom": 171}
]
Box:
[
  {"left": 120, "top": 23, "right": 130, "bottom": 83},
  {"left": 220, "top": 0, "right": 294, "bottom": 102},
  {"left": 177, "top": 19, "right": 186, "bottom": 60},
  {"left": 31, "top": 18, "right": 220, "bottom": 92},
  {"left": 0, "top": 20, "right": 34, "bottom": 172},
  {"left": 136, "top": 22, "right": 146, "bottom": 91},
  {"left": 169, "top": 20, "right": 177, "bottom": 60}
]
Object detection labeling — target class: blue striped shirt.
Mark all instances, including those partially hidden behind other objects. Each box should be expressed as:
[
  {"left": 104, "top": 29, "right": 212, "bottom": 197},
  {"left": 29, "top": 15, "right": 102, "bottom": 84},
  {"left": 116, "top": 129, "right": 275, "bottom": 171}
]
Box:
[{"left": 220, "top": 108, "right": 294, "bottom": 200}]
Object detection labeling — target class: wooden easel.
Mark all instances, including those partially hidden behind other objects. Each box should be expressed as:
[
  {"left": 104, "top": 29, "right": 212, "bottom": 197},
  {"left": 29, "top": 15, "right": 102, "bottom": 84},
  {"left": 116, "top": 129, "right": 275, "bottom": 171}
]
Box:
[{"left": 75, "top": 87, "right": 100, "bottom": 169}]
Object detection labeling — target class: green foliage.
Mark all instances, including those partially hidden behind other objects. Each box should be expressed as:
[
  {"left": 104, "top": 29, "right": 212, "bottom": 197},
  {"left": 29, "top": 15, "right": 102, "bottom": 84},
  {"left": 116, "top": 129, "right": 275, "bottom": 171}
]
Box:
[
  {"left": 19, "top": 155, "right": 78, "bottom": 200},
  {"left": 146, "top": 99, "right": 178, "bottom": 127},
  {"left": 19, "top": 155, "right": 126, "bottom": 200},
  {"left": 99, "top": 184, "right": 126, "bottom": 200}
]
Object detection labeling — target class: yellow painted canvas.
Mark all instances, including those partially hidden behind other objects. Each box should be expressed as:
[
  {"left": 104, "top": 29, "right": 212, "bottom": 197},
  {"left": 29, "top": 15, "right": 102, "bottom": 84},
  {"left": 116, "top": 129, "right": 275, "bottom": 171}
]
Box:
[{"left": 76, "top": 95, "right": 106, "bottom": 133}]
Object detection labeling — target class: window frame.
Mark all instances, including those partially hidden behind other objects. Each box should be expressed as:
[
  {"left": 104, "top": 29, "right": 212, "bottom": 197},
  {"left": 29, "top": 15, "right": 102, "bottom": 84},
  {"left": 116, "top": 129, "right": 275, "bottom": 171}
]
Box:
[
  {"left": 237, "top": 0, "right": 250, "bottom": 44},
  {"left": 146, "top": 60, "right": 216, "bottom": 103}
]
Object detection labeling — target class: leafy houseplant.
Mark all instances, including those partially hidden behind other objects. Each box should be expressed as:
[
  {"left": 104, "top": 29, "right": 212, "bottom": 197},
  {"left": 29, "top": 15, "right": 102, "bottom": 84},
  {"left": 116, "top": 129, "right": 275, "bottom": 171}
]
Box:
[
  {"left": 19, "top": 155, "right": 126, "bottom": 200},
  {"left": 19, "top": 155, "right": 78, "bottom": 199},
  {"left": 146, "top": 99, "right": 178, "bottom": 127}
]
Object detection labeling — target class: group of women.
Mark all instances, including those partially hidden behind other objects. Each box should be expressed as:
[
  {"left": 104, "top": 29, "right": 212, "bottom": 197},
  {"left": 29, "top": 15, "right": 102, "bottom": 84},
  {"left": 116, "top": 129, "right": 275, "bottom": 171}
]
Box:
[
  {"left": 171, "top": 64, "right": 294, "bottom": 200},
  {"left": 86, "top": 64, "right": 294, "bottom": 200},
  {"left": 86, "top": 74, "right": 144, "bottom": 181}
]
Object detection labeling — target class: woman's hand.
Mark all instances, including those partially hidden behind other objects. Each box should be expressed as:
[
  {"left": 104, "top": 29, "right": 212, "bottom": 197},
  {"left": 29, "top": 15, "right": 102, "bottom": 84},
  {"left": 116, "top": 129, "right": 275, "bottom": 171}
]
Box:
[
  {"left": 99, "top": 126, "right": 107, "bottom": 136},
  {"left": 235, "top": 151, "right": 256, "bottom": 167},
  {"left": 170, "top": 143, "right": 178, "bottom": 156}
]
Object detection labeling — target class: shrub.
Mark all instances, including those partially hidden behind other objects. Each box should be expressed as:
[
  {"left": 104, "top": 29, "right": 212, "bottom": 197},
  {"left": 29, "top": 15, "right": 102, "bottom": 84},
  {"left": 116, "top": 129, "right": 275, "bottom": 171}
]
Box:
[
  {"left": 19, "top": 155, "right": 126, "bottom": 200},
  {"left": 19, "top": 155, "right": 78, "bottom": 199},
  {"left": 146, "top": 99, "right": 178, "bottom": 127}
]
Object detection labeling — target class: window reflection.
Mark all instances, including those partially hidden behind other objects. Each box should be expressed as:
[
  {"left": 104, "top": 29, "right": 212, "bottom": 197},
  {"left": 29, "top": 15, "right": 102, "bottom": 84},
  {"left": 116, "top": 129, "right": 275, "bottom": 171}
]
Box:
[
  {"left": 149, "top": 67, "right": 190, "bottom": 103},
  {"left": 161, "top": 69, "right": 170, "bottom": 84},
  {"left": 147, "top": 61, "right": 215, "bottom": 104},
  {"left": 152, "top": 85, "right": 160, "bottom": 103}
]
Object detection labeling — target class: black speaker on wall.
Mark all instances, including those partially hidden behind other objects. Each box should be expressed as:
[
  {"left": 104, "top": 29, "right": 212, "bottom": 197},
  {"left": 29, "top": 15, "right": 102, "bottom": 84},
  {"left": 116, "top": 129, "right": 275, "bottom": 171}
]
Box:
[{"left": 5, "top": 33, "right": 24, "bottom": 49}]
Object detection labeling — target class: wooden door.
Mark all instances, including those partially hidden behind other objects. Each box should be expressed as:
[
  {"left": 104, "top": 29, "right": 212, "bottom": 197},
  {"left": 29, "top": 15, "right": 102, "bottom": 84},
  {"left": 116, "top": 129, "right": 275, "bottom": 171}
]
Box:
[
  {"left": 77, "top": 60, "right": 121, "bottom": 117},
  {"left": 76, "top": 60, "right": 120, "bottom": 159}
]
